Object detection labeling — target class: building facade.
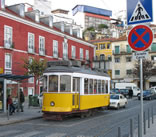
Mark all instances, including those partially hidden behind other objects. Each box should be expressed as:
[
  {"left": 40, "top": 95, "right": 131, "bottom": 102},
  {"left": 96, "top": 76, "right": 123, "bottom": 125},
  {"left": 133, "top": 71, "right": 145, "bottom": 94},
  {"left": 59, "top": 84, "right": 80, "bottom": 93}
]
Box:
[
  {"left": 0, "top": 1, "right": 95, "bottom": 112},
  {"left": 111, "top": 32, "right": 156, "bottom": 89}
]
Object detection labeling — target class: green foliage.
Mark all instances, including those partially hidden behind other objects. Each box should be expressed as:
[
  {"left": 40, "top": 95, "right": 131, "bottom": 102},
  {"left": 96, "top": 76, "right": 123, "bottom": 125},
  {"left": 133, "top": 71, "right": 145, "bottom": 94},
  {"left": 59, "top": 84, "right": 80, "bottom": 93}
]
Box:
[
  {"left": 23, "top": 58, "right": 47, "bottom": 78},
  {"left": 98, "top": 24, "right": 108, "bottom": 29}
]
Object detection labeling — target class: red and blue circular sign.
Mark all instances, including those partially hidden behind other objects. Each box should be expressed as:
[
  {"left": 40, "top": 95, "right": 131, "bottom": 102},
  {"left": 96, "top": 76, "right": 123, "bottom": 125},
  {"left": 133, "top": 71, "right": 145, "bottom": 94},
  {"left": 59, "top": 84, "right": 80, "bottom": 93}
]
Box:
[{"left": 128, "top": 25, "right": 153, "bottom": 51}]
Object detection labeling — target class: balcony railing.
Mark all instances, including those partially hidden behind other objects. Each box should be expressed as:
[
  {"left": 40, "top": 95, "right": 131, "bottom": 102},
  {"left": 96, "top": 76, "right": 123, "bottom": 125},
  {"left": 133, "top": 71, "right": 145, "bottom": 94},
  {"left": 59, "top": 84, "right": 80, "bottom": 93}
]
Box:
[
  {"left": 39, "top": 48, "right": 46, "bottom": 56},
  {"left": 28, "top": 46, "right": 35, "bottom": 54},
  {"left": 4, "top": 40, "right": 14, "bottom": 49}
]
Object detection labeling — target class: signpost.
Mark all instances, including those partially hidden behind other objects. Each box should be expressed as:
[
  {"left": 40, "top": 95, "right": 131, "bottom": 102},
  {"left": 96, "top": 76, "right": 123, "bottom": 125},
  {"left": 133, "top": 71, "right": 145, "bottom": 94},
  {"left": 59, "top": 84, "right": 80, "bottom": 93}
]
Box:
[{"left": 127, "top": 1, "right": 153, "bottom": 136}]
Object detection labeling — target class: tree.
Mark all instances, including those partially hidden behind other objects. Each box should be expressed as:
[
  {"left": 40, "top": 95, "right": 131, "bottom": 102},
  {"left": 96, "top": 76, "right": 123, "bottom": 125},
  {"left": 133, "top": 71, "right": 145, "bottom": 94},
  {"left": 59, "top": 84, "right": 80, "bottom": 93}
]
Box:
[
  {"left": 83, "top": 26, "right": 96, "bottom": 40},
  {"left": 98, "top": 24, "right": 108, "bottom": 30},
  {"left": 23, "top": 58, "right": 47, "bottom": 95},
  {"left": 132, "top": 59, "right": 155, "bottom": 89}
]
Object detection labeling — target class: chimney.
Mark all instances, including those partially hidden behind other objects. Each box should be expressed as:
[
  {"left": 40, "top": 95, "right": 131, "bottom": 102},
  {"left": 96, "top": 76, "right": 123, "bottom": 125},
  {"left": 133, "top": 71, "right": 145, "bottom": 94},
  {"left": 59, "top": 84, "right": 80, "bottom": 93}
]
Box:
[
  {"left": 40, "top": 16, "right": 53, "bottom": 28},
  {"left": 19, "top": 4, "right": 25, "bottom": 17},
  {"left": 0, "top": 0, "right": 5, "bottom": 9},
  {"left": 70, "top": 26, "right": 73, "bottom": 35},
  {"left": 61, "top": 22, "right": 64, "bottom": 32}
]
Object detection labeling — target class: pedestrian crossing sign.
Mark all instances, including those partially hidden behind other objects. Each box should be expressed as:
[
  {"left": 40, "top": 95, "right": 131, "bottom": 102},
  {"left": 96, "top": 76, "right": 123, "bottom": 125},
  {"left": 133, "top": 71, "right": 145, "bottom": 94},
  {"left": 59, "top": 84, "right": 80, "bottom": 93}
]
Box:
[{"left": 127, "top": 0, "right": 153, "bottom": 25}]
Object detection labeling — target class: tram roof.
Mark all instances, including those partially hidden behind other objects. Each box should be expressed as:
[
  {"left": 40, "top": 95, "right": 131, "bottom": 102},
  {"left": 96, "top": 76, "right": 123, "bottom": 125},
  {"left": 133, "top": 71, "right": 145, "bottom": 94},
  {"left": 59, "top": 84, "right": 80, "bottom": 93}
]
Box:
[{"left": 44, "top": 66, "right": 109, "bottom": 77}]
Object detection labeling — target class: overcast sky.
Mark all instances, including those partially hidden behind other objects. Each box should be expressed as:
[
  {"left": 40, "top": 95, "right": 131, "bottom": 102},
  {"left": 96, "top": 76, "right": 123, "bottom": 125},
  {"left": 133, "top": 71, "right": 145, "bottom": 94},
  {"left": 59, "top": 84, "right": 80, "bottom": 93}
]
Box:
[{"left": 5, "top": 0, "right": 156, "bottom": 23}]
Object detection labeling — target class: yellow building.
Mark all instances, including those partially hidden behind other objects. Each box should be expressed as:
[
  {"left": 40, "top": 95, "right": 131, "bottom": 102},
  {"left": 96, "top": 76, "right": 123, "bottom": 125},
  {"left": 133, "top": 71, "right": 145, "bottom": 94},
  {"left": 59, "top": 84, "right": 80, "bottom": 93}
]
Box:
[{"left": 90, "top": 38, "right": 116, "bottom": 79}]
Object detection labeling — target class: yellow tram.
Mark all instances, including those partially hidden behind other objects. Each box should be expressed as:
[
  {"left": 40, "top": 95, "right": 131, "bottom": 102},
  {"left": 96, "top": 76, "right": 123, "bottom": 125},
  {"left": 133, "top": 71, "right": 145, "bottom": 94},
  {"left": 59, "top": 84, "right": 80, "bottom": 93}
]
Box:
[{"left": 42, "top": 61, "right": 110, "bottom": 120}]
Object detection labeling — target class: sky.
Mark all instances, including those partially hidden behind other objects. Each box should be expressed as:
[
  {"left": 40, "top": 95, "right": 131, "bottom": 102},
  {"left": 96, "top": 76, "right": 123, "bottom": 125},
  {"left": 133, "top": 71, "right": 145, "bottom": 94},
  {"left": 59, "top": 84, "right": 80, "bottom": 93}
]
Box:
[{"left": 5, "top": 0, "right": 156, "bottom": 23}]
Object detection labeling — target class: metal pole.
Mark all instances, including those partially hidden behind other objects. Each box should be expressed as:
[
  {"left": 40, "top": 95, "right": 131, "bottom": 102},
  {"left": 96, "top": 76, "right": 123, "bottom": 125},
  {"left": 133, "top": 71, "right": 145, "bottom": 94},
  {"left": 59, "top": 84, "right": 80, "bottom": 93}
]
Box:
[
  {"left": 17, "top": 82, "right": 20, "bottom": 112},
  {"left": 152, "top": 106, "right": 154, "bottom": 124},
  {"left": 138, "top": 114, "right": 140, "bottom": 137},
  {"left": 140, "top": 58, "right": 143, "bottom": 137},
  {"left": 148, "top": 108, "right": 150, "bottom": 128},
  {"left": 118, "top": 127, "right": 121, "bottom": 137},
  {"left": 130, "top": 119, "right": 133, "bottom": 137},
  {"left": 7, "top": 104, "right": 10, "bottom": 120},
  {"left": 144, "top": 111, "right": 146, "bottom": 135}
]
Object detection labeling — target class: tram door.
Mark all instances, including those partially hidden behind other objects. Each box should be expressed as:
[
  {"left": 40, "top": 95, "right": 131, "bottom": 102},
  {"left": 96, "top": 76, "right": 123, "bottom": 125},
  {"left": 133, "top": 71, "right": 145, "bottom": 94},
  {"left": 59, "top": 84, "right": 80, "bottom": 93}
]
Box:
[
  {"left": 72, "top": 78, "right": 80, "bottom": 109},
  {"left": 0, "top": 82, "right": 3, "bottom": 111}
]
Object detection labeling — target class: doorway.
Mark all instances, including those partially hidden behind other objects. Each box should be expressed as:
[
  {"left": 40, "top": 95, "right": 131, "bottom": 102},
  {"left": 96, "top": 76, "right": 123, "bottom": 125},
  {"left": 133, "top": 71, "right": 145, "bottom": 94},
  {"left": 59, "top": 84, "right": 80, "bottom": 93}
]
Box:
[{"left": 0, "top": 81, "right": 4, "bottom": 111}]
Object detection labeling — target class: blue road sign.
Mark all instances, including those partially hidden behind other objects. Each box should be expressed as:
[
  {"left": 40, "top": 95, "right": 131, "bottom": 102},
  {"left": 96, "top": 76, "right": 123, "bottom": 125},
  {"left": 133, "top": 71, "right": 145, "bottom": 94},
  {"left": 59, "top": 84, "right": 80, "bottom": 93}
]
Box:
[{"left": 127, "top": 0, "right": 153, "bottom": 25}]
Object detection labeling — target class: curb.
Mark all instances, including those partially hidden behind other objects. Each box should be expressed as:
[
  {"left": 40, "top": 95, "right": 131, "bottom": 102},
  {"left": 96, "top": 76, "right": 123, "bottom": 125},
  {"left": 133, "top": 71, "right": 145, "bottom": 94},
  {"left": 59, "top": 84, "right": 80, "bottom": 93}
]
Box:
[{"left": 0, "top": 116, "right": 42, "bottom": 126}]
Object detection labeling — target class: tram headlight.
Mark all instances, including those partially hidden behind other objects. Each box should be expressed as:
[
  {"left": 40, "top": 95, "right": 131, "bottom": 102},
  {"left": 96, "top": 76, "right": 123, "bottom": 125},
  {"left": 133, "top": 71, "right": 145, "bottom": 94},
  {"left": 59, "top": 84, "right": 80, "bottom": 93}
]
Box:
[{"left": 50, "top": 101, "right": 55, "bottom": 106}]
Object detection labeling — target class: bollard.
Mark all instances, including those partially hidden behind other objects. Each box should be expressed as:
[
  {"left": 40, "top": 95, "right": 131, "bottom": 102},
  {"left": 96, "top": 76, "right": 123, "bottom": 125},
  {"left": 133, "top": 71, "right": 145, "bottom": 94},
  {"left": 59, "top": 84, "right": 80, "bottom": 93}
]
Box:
[
  {"left": 130, "top": 119, "right": 133, "bottom": 137},
  {"left": 152, "top": 106, "right": 154, "bottom": 124},
  {"left": 7, "top": 104, "right": 10, "bottom": 120},
  {"left": 144, "top": 111, "right": 146, "bottom": 135},
  {"left": 138, "top": 114, "right": 140, "bottom": 137},
  {"left": 118, "top": 127, "right": 121, "bottom": 137},
  {"left": 148, "top": 108, "right": 150, "bottom": 128}
]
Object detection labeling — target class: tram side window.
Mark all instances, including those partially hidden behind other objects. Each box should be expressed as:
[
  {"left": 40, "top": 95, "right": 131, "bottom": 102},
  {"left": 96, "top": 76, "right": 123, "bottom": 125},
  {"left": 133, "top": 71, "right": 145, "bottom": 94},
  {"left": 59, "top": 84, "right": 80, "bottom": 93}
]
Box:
[
  {"left": 94, "top": 79, "right": 97, "bottom": 94},
  {"left": 106, "top": 80, "right": 108, "bottom": 93},
  {"left": 102, "top": 80, "right": 105, "bottom": 93},
  {"left": 43, "top": 75, "right": 47, "bottom": 92},
  {"left": 89, "top": 79, "right": 93, "bottom": 94},
  {"left": 98, "top": 80, "right": 101, "bottom": 94},
  {"left": 84, "top": 78, "right": 88, "bottom": 94},
  {"left": 49, "top": 75, "right": 58, "bottom": 92},
  {"left": 60, "top": 75, "right": 71, "bottom": 92}
]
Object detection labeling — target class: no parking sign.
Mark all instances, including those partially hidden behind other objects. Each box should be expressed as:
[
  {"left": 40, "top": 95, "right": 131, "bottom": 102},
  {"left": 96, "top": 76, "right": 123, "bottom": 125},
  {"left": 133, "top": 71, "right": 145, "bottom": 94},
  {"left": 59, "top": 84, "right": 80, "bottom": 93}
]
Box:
[{"left": 128, "top": 25, "right": 153, "bottom": 51}]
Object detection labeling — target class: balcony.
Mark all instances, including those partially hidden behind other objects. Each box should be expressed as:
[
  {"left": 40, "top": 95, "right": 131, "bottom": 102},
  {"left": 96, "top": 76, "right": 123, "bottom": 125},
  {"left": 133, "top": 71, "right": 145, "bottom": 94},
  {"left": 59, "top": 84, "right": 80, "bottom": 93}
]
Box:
[
  {"left": 53, "top": 51, "right": 58, "bottom": 58},
  {"left": 113, "top": 50, "right": 132, "bottom": 55},
  {"left": 39, "top": 48, "right": 46, "bottom": 56},
  {"left": 4, "top": 41, "right": 14, "bottom": 50},
  {"left": 28, "top": 47, "right": 35, "bottom": 54}
]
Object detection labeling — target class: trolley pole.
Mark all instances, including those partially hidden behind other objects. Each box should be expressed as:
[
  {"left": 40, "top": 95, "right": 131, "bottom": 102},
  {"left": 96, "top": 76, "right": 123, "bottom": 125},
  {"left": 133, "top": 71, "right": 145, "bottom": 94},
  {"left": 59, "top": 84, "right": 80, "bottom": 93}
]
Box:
[{"left": 140, "top": 58, "right": 143, "bottom": 137}]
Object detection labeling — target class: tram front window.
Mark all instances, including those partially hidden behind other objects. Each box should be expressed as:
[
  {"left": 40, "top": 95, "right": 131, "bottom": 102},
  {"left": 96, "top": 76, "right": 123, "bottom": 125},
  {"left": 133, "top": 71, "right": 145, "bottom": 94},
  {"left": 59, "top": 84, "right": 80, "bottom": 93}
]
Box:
[
  {"left": 43, "top": 75, "right": 47, "bottom": 92},
  {"left": 60, "top": 75, "right": 71, "bottom": 92},
  {"left": 49, "top": 75, "right": 58, "bottom": 92}
]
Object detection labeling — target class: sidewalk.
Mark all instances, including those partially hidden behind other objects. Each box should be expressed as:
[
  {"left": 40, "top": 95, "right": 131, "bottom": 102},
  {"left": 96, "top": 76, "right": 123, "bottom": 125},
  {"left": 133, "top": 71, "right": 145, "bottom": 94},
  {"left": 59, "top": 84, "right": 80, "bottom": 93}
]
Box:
[{"left": 0, "top": 103, "right": 42, "bottom": 126}]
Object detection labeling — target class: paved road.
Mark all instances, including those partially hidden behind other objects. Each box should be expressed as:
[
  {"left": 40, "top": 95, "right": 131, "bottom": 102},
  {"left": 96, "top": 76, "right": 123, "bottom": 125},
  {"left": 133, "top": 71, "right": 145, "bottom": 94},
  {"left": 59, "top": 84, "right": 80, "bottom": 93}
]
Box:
[{"left": 0, "top": 98, "right": 156, "bottom": 137}]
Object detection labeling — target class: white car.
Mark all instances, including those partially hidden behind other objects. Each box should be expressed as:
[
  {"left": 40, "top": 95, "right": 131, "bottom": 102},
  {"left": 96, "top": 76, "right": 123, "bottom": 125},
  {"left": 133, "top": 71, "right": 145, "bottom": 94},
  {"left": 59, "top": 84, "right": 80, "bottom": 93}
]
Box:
[
  {"left": 150, "top": 86, "right": 156, "bottom": 94},
  {"left": 109, "top": 94, "right": 128, "bottom": 109}
]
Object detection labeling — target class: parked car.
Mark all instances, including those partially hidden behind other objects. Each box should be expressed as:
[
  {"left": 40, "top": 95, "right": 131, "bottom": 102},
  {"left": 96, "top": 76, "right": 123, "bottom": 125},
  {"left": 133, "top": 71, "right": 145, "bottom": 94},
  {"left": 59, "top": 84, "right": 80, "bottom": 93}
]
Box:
[
  {"left": 138, "top": 90, "right": 156, "bottom": 100},
  {"left": 120, "top": 89, "right": 129, "bottom": 98},
  {"left": 150, "top": 86, "right": 156, "bottom": 94},
  {"left": 109, "top": 94, "right": 128, "bottom": 109},
  {"left": 110, "top": 88, "right": 120, "bottom": 94}
]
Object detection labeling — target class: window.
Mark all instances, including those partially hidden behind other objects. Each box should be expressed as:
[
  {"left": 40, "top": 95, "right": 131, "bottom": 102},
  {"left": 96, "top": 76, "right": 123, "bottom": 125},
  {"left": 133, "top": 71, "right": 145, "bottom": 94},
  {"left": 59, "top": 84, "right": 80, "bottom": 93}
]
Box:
[
  {"left": 151, "top": 56, "right": 156, "bottom": 61},
  {"left": 126, "top": 57, "right": 132, "bottom": 62},
  {"left": 95, "top": 44, "right": 98, "bottom": 50},
  {"left": 84, "top": 78, "right": 89, "bottom": 94},
  {"left": 49, "top": 75, "right": 58, "bottom": 92},
  {"left": 60, "top": 75, "right": 71, "bottom": 92},
  {"left": 151, "top": 43, "right": 156, "bottom": 51},
  {"left": 115, "top": 70, "right": 120, "bottom": 75},
  {"left": 98, "top": 80, "right": 101, "bottom": 94},
  {"left": 89, "top": 79, "right": 93, "bottom": 94},
  {"left": 5, "top": 53, "right": 12, "bottom": 69},
  {"left": 126, "top": 45, "right": 131, "bottom": 53},
  {"left": 72, "top": 46, "right": 76, "bottom": 59},
  {"left": 39, "top": 36, "right": 45, "bottom": 56},
  {"left": 63, "top": 40, "right": 68, "bottom": 59},
  {"left": 80, "top": 48, "right": 83, "bottom": 60},
  {"left": 108, "top": 55, "right": 112, "bottom": 61},
  {"left": 53, "top": 40, "right": 58, "bottom": 58},
  {"left": 102, "top": 80, "right": 105, "bottom": 93},
  {"left": 86, "top": 50, "right": 89, "bottom": 60},
  {"left": 107, "top": 43, "right": 111, "bottom": 49},
  {"left": 28, "top": 33, "right": 35, "bottom": 53},
  {"left": 115, "top": 57, "right": 120, "bottom": 63},
  {"left": 94, "top": 79, "right": 97, "bottom": 94},
  {"left": 100, "top": 44, "right": 105, "bottom": 49},
  {"left": 100, "top": 54, "right": 105, "bottom": 60},
  {"left": 115, "top": 46, "right": 120, "bottom": 54},
  {"left": 28, "top": 87, "right": 34, "bottom": 96},
  {"left": 127, "top": 69, "right": 132, "bottom": 75},
  {"left": 4, "top": 25, "right": 13, "bottom": 48}
]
